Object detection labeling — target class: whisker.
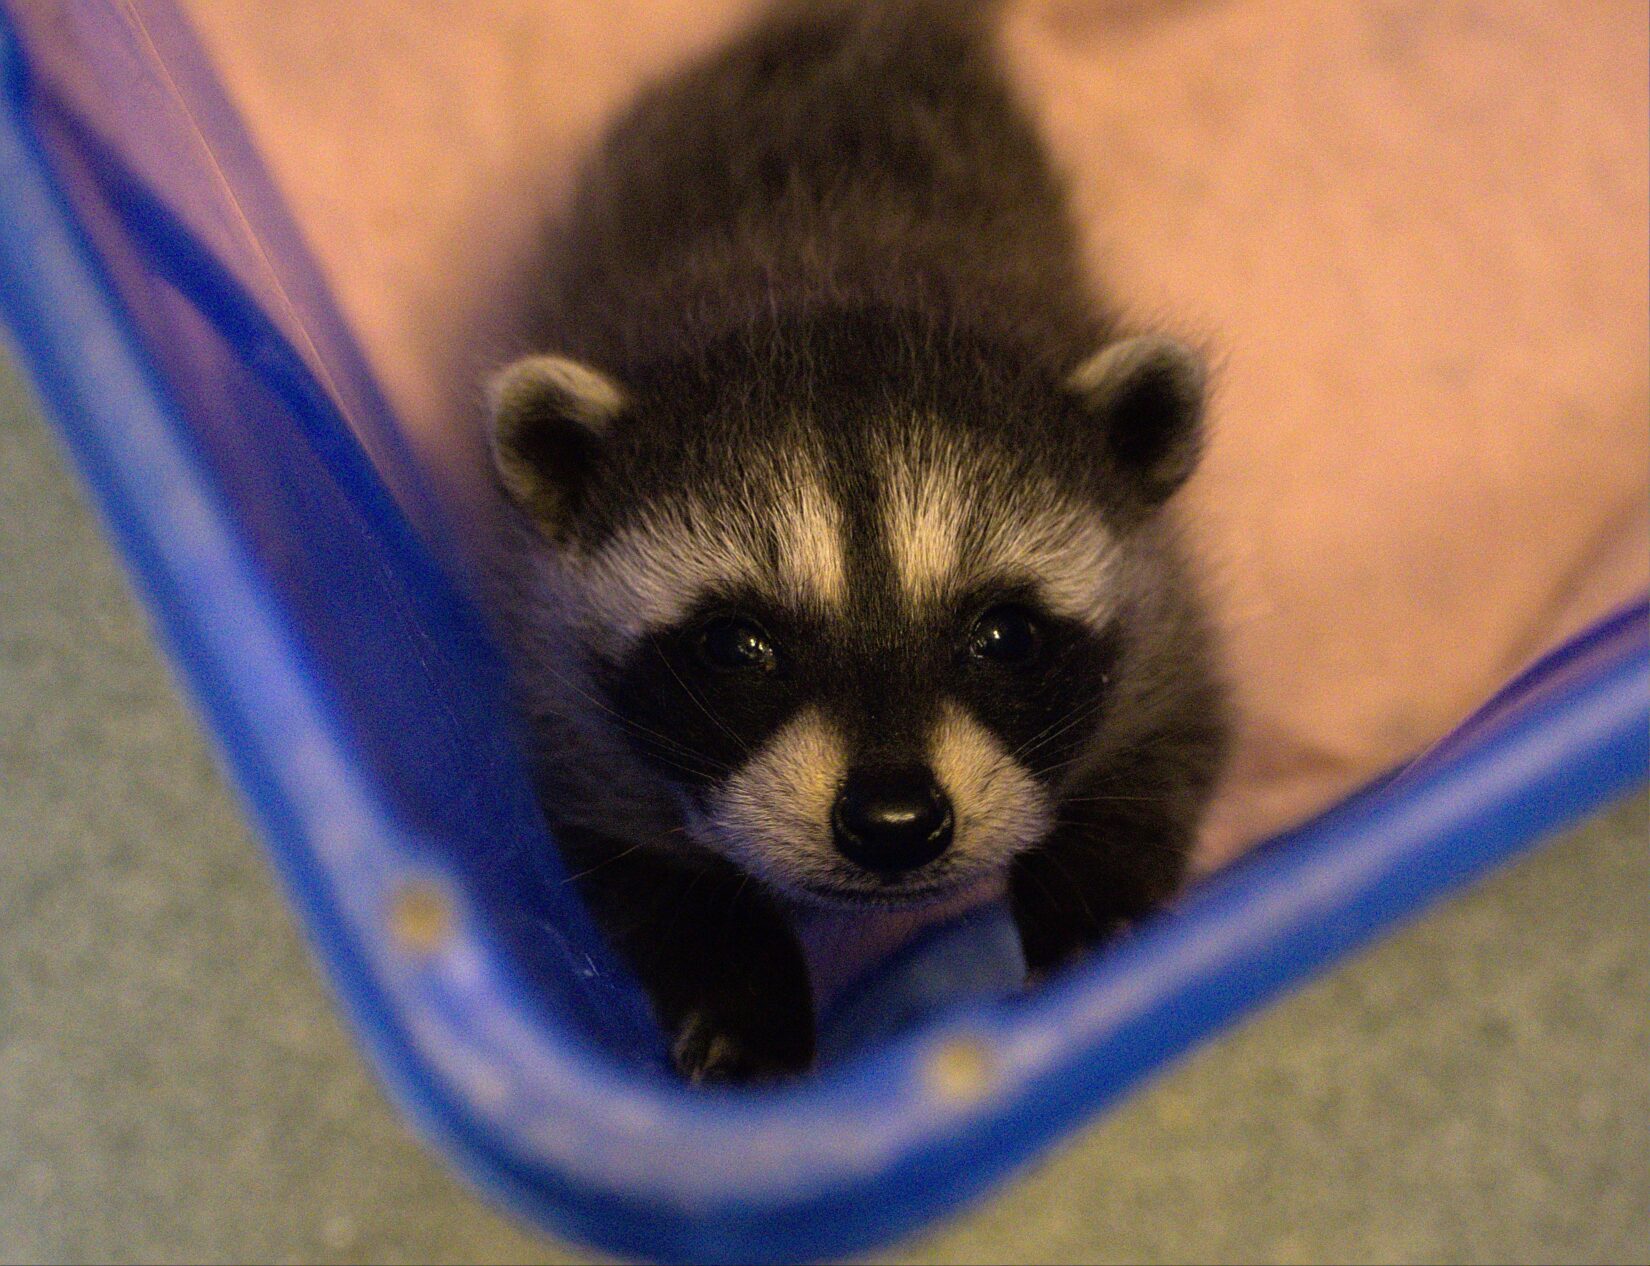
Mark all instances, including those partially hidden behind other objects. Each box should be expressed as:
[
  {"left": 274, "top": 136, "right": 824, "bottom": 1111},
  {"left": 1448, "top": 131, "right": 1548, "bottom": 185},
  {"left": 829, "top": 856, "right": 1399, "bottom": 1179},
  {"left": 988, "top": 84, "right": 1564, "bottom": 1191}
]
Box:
[
  {"left": 1021, "top": 747, "right": 1107, "bottom": 783},
  {"left": 652, "top": 642, "right": 751, "bottom": 757},
  {"left": 527, "top": 657, "right": 735, "bottom": 774},
  {"left": 560, "top": 841, "right": 646, "bottom": 886},
  {"left": 724, "top": 871, "right": 755, "bottom": 929},
  {"left": 1051, "top": 822, "right": 1189, "bottom": 860},
  {"left": 654, "top": 864, "right": 714, "bottom": 962},
  {"left": 1008, "top": 692, "right": 1109, "bottom": 766},
  {"left": 1055, "top": 793, "right": 1167, "bottom": 805},
  {"left": 1035, "top": 848, "right": 1103, "bottom": 929},
  {"left": 541, "top": 730, "right": 728, "bottom": 784},
  {"left": 1030, "top": 729, "right": 1192, "bottom": 785}
]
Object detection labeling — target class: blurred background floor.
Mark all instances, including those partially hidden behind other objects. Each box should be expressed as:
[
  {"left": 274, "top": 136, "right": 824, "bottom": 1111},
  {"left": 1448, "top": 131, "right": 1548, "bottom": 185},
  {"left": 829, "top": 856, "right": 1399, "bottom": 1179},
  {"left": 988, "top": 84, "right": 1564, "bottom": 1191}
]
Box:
[{"left": 1, "top": 346, "right": 1644, "bottom": 1264}]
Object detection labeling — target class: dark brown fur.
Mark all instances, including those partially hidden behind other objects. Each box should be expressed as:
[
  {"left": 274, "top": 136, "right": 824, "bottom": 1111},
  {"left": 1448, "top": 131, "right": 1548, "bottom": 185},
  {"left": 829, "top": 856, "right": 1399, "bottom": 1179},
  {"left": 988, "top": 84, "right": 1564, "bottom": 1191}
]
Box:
[{"left": 492, "top": 0, "right": 1228, "bottom": 1081}]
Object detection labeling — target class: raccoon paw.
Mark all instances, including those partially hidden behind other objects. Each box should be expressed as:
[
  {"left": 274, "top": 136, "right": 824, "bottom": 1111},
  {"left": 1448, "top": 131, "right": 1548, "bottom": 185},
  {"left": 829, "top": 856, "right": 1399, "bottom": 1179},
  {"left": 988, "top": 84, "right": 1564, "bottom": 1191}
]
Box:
[{"left": 670, "top": 1011, "right": 810, "bottom": 1085}]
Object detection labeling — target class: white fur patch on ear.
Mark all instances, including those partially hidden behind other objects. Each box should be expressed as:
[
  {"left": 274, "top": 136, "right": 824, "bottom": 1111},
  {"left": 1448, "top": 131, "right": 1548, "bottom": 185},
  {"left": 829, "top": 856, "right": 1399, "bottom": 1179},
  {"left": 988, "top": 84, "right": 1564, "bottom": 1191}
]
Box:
[
  {"left": 1066, "top": 335, "right": 1203, "bottom": 406},
  {"left": 487, "top": 354, "right": 626, "bottom": 528},
  {"left": 930, "top": 702, "right": 1052, "bottom": 863},
  {"left": 488, "top": 354, "right": 626, "bottom": 434},
  {"left": 1068, "top": 335, "right": 1207, "bottom": 506}
]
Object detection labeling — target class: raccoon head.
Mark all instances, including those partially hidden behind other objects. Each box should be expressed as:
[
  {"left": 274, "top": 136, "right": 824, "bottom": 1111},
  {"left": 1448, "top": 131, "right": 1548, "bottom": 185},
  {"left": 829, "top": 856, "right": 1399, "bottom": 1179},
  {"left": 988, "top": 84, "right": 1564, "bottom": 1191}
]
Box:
[{"left": 488, "top": 321, "right": 1205, "bottom": 909}]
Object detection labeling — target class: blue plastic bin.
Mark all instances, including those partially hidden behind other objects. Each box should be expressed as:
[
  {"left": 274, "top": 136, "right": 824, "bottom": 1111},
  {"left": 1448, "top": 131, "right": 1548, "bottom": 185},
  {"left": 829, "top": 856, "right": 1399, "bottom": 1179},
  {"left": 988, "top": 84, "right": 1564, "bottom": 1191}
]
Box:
[{"left": 0, "top": 2, "right": 1644, "bottom": 1261}]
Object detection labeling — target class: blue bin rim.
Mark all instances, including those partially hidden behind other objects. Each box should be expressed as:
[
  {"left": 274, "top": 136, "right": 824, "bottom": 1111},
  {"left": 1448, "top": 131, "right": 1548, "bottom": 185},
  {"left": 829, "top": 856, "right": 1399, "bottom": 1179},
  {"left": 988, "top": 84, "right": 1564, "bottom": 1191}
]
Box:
[{"left": 0, "top": 5, "right": 1645, "bottom": 1261}]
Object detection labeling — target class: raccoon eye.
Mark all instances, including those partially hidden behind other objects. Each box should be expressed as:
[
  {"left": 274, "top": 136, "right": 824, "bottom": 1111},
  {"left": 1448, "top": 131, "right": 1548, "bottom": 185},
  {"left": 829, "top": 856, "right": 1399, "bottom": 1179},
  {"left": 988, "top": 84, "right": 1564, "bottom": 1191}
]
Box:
[
  {"left": 694, "top": 615, "right": 778, "bottom": 673},
  {"left": 966, "top": 604, "right": 1042, "bottom": 667}
]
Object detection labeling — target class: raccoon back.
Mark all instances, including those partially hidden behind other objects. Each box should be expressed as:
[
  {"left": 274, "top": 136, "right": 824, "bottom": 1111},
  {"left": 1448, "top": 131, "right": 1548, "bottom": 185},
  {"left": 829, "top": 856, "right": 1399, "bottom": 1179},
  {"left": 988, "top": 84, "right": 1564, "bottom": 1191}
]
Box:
[{"left": 543, "top": 0, "right": 1103, "bottom": 374}]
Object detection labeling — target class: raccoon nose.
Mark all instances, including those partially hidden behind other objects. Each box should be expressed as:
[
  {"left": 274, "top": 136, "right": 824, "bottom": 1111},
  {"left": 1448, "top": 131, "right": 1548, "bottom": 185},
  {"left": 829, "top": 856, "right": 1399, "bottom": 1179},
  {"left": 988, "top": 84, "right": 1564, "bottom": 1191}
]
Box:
[{"left": 832, "top": 765, "right": 954, "bottom": 875}]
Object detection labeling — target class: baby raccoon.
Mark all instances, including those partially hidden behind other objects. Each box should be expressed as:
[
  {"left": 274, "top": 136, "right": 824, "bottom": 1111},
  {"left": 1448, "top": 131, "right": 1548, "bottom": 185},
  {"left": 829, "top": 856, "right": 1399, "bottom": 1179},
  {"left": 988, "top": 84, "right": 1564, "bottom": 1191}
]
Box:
[{"left": 487, "top": 0, "right": 1227, "bottom": 1082}]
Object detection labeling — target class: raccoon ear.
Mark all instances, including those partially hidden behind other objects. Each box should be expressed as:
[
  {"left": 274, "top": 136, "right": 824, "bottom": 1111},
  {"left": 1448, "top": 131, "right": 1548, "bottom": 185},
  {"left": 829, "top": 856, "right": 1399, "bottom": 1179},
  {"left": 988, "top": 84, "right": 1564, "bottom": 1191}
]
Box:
[
  {"left": 488, "top": 354, "right": 625, "bottom": 533},
  {"left": 1068, "top": 335, "right": 1206, "bottom": 508}
]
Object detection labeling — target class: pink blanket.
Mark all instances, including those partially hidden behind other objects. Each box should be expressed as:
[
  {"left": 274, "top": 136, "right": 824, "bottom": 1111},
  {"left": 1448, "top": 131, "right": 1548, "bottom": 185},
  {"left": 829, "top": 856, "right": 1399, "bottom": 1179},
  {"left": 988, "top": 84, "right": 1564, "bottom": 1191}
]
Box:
[{"left": 181, "top": 0, "right": 1649, "bottom": 868}]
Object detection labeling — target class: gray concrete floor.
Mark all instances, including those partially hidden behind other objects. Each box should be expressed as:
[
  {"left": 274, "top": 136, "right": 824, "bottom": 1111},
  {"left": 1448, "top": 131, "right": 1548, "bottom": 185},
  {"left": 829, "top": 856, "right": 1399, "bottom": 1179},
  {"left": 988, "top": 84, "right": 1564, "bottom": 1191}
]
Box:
[{"left": 1, "top": 347, "right": 1645, "bottom": 1265}]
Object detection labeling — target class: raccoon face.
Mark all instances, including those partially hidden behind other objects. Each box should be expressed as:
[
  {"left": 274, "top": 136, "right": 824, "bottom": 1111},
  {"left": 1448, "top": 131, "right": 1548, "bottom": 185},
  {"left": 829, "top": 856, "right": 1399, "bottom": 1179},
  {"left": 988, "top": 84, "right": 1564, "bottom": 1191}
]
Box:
[{"left": 490, "top": 329, "right": 1204, "bottom": 908}]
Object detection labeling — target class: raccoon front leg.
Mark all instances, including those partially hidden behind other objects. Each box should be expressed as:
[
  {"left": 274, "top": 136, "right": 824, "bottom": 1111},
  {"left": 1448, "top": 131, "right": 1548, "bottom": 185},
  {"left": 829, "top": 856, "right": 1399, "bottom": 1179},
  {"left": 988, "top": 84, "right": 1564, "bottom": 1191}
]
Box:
[
  {"left": 1008, "top": 820, "right": 1190, "bottom": 977},
  {"left": 1008, "top": 762, "right": 1204, "bottom": 977},
  {"left": 562, "top": 832, "right": 815, "bottom": 1082}
]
